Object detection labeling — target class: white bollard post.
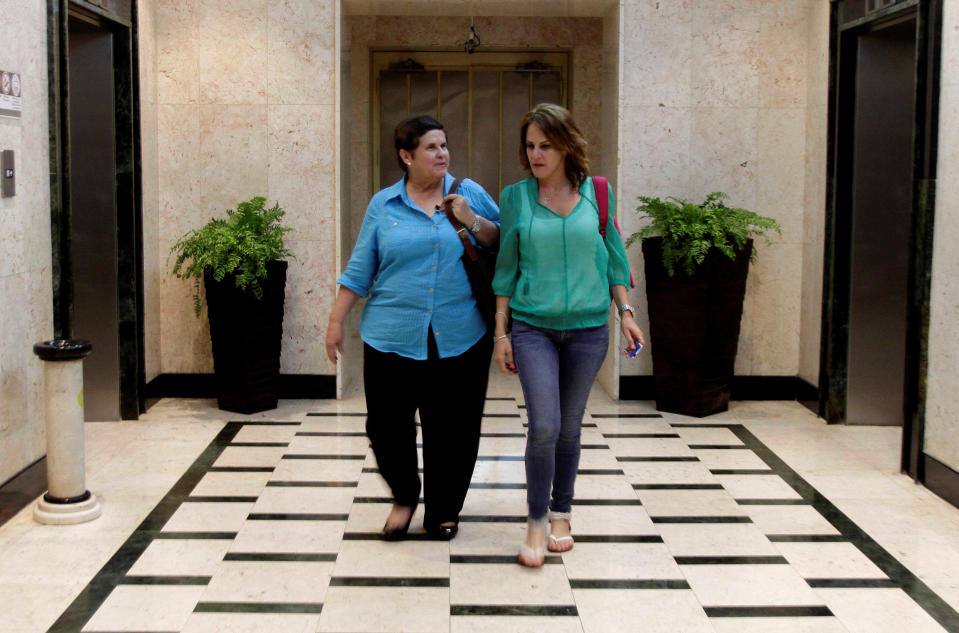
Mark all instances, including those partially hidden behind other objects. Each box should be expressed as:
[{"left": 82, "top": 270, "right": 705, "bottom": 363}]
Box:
[{"left": 32, "top": 340, "right": 101, "bottom": 525}]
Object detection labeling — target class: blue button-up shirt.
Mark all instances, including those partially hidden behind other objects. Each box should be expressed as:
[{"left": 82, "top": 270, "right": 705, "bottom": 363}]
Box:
[{"left": 338, "top": 173, "right": 500, "bottom": 360}]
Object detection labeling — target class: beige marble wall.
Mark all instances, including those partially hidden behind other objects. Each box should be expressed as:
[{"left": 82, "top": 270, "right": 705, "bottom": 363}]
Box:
[
  {"left": 155, "top": 0, "right": 338, "bottom": 375},
  {"left": 925, "top": 0, "right": 959, "bottom": 472},
  {"left": 596, "top": 1, "right": 623, "bottom": 399},
  {"left": 0, "top": 1, "right": 53, "bottom": 482},
  {"left": 139, "top": 0, "right": 161, "bottom": 382},
  {"left": 798, "top": 0, "right": 829, "bottom": 385},
  {"left": 617, "top": 0, "right": 817, "bottom": 378},
  {"left": 149, "top": 0, "right": 829, "bottom": 393}
]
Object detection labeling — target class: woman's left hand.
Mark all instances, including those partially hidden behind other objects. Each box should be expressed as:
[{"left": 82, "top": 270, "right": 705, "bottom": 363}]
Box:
[
  {"left": 443, "top": 193, "right": 475, "bottom": 228},
  {"left": 621, "top": 313, "right": 646, "bottom": 357}
]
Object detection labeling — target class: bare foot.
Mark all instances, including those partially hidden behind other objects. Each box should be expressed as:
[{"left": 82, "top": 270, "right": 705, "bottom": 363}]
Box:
[{"left": 518, "top": 520, "right": 547, "bottom": 567}]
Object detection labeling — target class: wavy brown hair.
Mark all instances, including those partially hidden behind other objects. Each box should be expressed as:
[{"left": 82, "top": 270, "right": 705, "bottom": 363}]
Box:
[{"left": 518, "top": 103, "right": 589, "bottom": 188}]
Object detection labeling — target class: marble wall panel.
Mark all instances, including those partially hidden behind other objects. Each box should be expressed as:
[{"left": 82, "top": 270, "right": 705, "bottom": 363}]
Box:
[
  {"left": 621, "top": 0, "right": 693, "bottom": 108},
  {"left": 140, "top": 0, "right": 162, "bottom": 382},
  {"left": 197, "top": 0, "right": 268, "bottom": 105},
  {"left": 926, "top": 35, "right": 959, "bottom": 475},
  {"left": 688, "top": 106, "right": 759, "bottom": 212},
  {"left": 156, "top": 0, "right": 199, "bottom": 104},
  {"left": 617, "top": 0, "right": 814, "bottom": 379},
  {"left": 157, "top": 105, "right": 202, "bottom": 244},
  {"left": 198, "top": 105, "right": 270, "bottom": 218},
  {"left": 736, "top": 242, "right": 803, "bottom": 376},
  {"left": 268, "top": 105, "right": 337, "bottom": 242},
  {"left": 596, "top": 0, "right": 622, "bottom": 398},
  {"left": 798, "top": 0, "right": 830, "bottom": 385},
  {"left": 0, "top": 153, "right": 25, "bottom": 277},
  {"left": 280, "top": 239, "right": 337, "bottom": 375},
  {"left": 158, "top": 256, "right": 213, "bottom": 373},
  {"left": 755, "top": 107, "right": 806, "bottom": 242},
  {"left": 0, "top": 0, "right": 53, "bottom": 483},
  {"left": 756, "top": 0, "right": 808, "bottom": 109},
  {"left": 690, "top": 1, "right": 761, "bottom": 108},
  {"left": 268, "top": 0, "right": 336, "bottom": 106}
]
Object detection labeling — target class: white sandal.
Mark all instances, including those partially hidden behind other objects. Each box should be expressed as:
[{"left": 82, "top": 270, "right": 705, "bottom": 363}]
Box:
[{"left": 547, "top": 510, "right": 574, "bottom": 552}]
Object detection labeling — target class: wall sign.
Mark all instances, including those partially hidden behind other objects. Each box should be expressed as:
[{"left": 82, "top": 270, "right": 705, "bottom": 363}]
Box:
[{"left": 0, "top": 70, "right": 22, "bottom": 119}]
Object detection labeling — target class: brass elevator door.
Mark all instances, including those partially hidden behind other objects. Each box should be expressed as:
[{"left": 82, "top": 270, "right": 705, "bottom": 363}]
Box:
[{"left": 374, "top": 52, "right": 568, "bottom": 200}]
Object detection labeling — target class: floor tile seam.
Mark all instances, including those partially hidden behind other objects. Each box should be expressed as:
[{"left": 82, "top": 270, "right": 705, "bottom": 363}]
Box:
[
  {"left": 728, "top": 423, "right": 959, "bottom": 632},
  {"left": 42, "top": 421, "right": 245, "bottom": 633}
]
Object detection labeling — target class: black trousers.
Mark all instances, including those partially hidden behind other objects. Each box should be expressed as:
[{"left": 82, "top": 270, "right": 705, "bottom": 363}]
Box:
[{"left": 363, "top": 331, "right": 492, "bottom": 530}]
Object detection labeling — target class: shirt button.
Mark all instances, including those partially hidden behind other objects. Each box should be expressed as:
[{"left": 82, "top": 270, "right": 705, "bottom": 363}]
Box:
[
  {"left": 429, "top": 288, "right": 434, "bottom": 292},
  {"left": 432, "top": 266, "right": 437, "bottom": 271},
  {"left": 434, "top": 331, "right": 439, "bottom": 336},
  {"left": 393, "top": 222, "right": 398, "bottom": 226},
  {"left": 428, "top": 310, "right": 432, "bottom": 314}
]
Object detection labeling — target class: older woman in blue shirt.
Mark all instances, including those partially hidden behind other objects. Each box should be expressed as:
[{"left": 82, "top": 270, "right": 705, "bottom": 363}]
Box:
[{"left": 325, "top": 116, "right": 500, "bottom": 541}]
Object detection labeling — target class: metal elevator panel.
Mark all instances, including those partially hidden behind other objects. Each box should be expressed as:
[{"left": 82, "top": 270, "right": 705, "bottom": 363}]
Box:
[
  {"left": 846, "top": 17, "right": 916, "bottom": 426},
  {"left": 68, "top": 16, "right": 120, "bottom": 421}
]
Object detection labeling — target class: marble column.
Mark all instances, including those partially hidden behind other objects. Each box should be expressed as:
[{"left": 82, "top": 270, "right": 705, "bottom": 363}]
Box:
[{"left": 32, "top": 340, "right": 101, "bottom": 525}]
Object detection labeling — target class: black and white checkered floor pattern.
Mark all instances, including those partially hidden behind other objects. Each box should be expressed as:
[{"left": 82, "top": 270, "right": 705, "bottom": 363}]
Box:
[{"left": 42, "top": 397, "right": 959, "bottom": 633}]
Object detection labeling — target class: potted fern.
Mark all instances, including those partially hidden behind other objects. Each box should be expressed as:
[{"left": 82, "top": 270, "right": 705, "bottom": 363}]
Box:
[
  {"left": 626, "top": 192, "right": 780, "bottom": 417},
  {"left": 170, "top": 196, "right": 293, "bottom": 413}
]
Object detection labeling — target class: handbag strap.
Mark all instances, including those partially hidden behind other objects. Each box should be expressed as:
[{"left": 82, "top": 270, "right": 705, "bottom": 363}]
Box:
[{"left": 444, "top": 178, "right": 481, "bottom": 263}]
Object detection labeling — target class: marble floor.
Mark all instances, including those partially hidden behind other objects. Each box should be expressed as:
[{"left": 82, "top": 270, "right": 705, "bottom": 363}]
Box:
[{"left": 2, "top": 371, "right": 959, "bottom": 633}]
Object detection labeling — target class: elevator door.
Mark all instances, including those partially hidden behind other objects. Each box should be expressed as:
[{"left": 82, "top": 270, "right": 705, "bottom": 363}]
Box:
[
  {"left": 845, "top": 16, "right": 917, "bottom": 425},
  {"left": 68, "top": 15, "right": 120, "bottom": 420},
  {"left": 374, "top": 52, "right": 567, "bottom": 200}
]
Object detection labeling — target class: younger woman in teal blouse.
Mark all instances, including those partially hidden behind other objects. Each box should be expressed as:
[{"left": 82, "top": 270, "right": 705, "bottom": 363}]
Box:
[{"left": 492, "top": 104, "right": 645, "bottom": 567}]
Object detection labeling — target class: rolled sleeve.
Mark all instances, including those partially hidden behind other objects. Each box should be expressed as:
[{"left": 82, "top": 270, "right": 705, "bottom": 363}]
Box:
[
  {"left": 462, "top": 178, "right": 501, "bottom": 225},
  {"left": 337, "top": 201, "right": 380, "bottom": 297}
]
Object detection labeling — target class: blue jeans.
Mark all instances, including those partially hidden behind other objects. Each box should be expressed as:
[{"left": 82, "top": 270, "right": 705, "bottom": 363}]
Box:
[{"left": 510, "top": 319, "right": 609, "bottom": 520}]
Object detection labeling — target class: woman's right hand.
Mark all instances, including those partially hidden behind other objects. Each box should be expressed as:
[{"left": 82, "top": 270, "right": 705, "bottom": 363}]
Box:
[
  {"left": 325, "top": 320, "right": 344, "bottom": 365},
  {"left": 494, "top": 336, "right": 517, "bottom": 375}
]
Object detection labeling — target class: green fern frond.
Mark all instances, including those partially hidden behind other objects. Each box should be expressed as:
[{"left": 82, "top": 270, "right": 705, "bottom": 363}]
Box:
[
  {"left": 626, "top": 192, "right": 781, "bottom": 276},
  {"left": 168, "top": 196, "right": 294, "bottom": 317}
]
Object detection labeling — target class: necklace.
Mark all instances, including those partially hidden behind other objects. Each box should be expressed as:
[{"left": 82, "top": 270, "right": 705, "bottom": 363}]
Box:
[{"left": 540, "top": 184, "right": 571, "bottom": 205}]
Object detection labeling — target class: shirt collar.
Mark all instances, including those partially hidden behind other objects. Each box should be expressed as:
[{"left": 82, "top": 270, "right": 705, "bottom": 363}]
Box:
[{"left": 388, "top": 173, "right": 458, "bottom": 209}]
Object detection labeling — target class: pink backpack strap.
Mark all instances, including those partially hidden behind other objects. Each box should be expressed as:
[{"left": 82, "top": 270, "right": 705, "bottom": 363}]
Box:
[
  {"left": 593, "top": 176, "right": 635, "bottom": 289},
  {"left": 593, "top": 176, "right": 609, "bottom": 238}
]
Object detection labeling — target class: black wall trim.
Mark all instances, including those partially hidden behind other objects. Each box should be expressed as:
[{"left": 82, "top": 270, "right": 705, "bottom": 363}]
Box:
[
  {"left": 923, "top": 454, "right": 959, "bottom": 508},
  {"left": 0, "top": 458, "right": 47, "bottom": 527},
  {"left": 620, "top": 376, "right": 820, "bottom": 403},
  {"left": 145, "top": 373, "right": 336, "bottom": 400}
]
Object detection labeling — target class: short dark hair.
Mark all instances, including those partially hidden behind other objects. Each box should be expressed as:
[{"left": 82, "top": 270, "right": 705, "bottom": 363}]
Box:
[
  {"left": 394, "top": 116, "right": 446, "bottom": 173},
  {"left": 519, "top": 104, "right": 589, "bottom": 188}
]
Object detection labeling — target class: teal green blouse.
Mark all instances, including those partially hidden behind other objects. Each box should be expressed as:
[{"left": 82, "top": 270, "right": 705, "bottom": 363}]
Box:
[{"left": 492, "top": 176, "right": 631, "bottom": 330}]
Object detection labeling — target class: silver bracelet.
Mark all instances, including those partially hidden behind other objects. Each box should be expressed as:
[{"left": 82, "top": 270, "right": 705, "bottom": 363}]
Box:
[
  {"left": 493, "top": 334, "right": 509, "bottom": 343},
  {"left": 494, "top": 311, "right": 508, "bottom": 319}
]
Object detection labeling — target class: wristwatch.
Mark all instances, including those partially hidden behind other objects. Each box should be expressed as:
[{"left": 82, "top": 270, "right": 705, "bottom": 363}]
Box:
[
  {"left": 469, "top": 215, "right": 482, "bottom": 234},
  {"left": 618, "top": 303, "right": 635, "bottom": 319}
]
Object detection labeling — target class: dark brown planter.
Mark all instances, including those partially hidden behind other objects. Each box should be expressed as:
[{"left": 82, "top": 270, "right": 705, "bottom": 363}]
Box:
[
  {"left": 642, "top": 237, "right": 751, "bottom": 417},
  {"left": 204, "top": 260, "right": 287, "bottom": 414}
]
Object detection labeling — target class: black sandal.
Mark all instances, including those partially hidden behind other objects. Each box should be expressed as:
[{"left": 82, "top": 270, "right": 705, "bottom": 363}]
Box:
[{"left": 425, "top": 521, "right": 458, "bottom": 541}]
